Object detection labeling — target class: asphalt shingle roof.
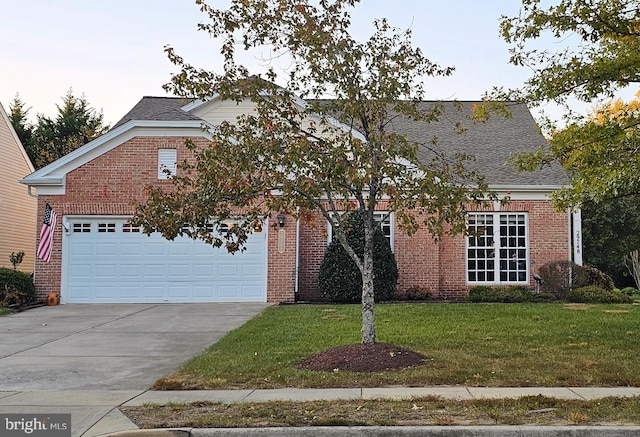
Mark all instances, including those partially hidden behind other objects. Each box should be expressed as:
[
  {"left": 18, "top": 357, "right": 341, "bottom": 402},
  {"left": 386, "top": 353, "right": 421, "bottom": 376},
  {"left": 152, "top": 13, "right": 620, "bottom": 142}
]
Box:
[
  {"left": 112, "top": 96, "right": 200, "bottom": 129},
  {"left": 113, "top": 97, "right": 568, "bottom": 187},
  {"left": 389, "top": 101, "right": 569, "bottom": 186}
]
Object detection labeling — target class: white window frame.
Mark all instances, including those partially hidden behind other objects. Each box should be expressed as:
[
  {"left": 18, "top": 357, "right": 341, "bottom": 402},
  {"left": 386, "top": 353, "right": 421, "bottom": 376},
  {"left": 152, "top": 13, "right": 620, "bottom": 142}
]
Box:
[
  {"left": 326, "top": 211, "right": 394, "bottom": 251},
  {"left": 466, "top": 212, "right": 529, "bottom": 284},
  {"left": 158, "top": 148, "right": 177, "bottom": 180}
]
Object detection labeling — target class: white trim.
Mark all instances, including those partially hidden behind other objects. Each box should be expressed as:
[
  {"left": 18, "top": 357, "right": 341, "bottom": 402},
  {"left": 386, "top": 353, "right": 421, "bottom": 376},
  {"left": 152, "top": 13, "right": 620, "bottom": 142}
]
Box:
[
  {"left": 466, "top": 212, "right": 530, "bottom": 285},
  {"left": 20, "top": 120, "right": 211, "bottom": 192},
  {"left": 180, "top": 94, "right": 221, "bottom": 113},
  {"left": 572, "top": 209, "right": 583, "bottom": 266}
]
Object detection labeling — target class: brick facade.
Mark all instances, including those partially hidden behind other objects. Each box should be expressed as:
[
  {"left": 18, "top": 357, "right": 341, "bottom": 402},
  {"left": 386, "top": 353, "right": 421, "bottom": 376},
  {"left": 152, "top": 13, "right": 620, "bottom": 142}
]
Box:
[
  {"left": 297, "top": 201, "right": 569, "bottom": 301},
  {"left": 33, "top": 134, "right": 570, "bottom": 304}
]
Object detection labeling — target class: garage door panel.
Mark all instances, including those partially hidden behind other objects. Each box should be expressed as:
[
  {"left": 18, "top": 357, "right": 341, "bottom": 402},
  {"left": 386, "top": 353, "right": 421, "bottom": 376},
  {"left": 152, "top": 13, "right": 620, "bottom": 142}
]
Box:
[
  {"left": 242, "top": 264, "right": 264, "bottom": 277},
  {"left": 143, "top": 241, "right": 168, "bottom": 256},
  {"left": 192, "top": 264, "right": 214, "bottom": 278},
  {"left": 120, "top": 242, "right": 143, "bottom": 256},
  {"left": 168, "top": 285, "right": 190, "bottom": 299},
  {"left": 193, "top": 286, "right": 214, "bottom": 298},
  {"left": 217, "top": 264, "right": 240, "bottom": 278},
  {"left": 169, "top": 264, "right": 191, "bottom": 277},
  {"left": 95, "top": 242, "right": 118, "bottom": 256},
  {"left": 241, "top": 285, "right": 263, "bottom": 299},
  {"left": 64, "top": 217, "right": 267, "bottom": 303},
  {"left": 119, "top": 264, "right": 142, "bottom": 277}
]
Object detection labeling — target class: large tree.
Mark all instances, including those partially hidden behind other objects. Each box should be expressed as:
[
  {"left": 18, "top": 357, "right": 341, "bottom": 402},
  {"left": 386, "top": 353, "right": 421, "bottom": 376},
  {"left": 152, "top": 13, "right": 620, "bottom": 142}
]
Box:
[
  {"left": 498, "top": 0, "right": 640, "bottom": 207},
  {"left": 134, "top": 0, "right": 492, "bottom": 344},
  {"left": 8, "top": 94, "right": 35, "bottom": 164},
  {"left": 31, "top": 90, "right": 109, "bottom": 169}
]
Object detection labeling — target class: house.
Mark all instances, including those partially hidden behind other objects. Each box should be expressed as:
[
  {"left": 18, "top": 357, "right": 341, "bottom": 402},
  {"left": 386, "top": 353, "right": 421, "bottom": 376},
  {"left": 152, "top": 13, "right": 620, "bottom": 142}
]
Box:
[
  {"left": 20, "top": 96, "right": 574, "bottom": 303},
  {"left": 0, "top": 101, "right": 37, "bottom": 273}
]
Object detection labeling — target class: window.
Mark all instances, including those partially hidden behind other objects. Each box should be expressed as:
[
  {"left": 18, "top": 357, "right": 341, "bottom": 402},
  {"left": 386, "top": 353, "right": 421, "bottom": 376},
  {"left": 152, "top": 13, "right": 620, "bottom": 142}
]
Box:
[
  {"left": 122, "top": 223, "right": 141, "bottom": 233},
  {"left": 73, "top": 223, "right": 91, "bottom": 233},
  {"left": 467, "top": 213, "right": 528, "bottom": 283},
  {"left": 158, "top": 148, "right": 177, "bottom": 180},
  {"left": 97, "top": 223, "right": 116, "bottom": 233},
  {"left": 327, "top": 212, "right": 393, "bottom": 249}
]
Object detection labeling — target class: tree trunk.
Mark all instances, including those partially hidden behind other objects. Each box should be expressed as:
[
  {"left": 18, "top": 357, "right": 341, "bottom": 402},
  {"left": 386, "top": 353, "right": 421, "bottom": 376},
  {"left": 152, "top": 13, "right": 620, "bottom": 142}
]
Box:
[{"left": 361, "top": 219, "right": 376, "bottom": 345}]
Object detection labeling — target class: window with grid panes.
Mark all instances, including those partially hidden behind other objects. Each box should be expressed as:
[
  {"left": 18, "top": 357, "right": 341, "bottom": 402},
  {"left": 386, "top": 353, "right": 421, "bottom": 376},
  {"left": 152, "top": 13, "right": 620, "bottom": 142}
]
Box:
[
  {"left": 327, "top": 212, "right": 393, "bottom": 249},
  {"left": 467, "top": 213, "right": 528, "bottom": 283}
]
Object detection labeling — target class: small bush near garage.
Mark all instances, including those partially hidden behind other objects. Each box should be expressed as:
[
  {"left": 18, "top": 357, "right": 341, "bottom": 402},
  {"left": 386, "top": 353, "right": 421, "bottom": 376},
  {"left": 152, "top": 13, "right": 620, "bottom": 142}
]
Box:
[
  {"left": 468, "top": 285, "right": 554, "bottom": 303},
  {"left": 0, "top": 267, "right": 36, "bottom": 307},
  {"left": 319, "top": 211, "right": 398, "bottom": 303},
  {"left": 568, "top": 286, "right": 634, "bottom": 304}
]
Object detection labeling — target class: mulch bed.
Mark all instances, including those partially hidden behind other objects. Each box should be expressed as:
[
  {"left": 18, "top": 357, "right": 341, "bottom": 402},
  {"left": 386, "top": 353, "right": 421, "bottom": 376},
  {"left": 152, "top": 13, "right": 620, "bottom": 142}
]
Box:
[{"left": 297, "top": 342, "right": 429, "bottom": 373}]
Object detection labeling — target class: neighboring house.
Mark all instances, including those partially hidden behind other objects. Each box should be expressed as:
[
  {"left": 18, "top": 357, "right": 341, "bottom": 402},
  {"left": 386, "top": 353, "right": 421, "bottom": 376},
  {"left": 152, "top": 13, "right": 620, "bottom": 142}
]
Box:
[
  {"left": 20, "top": 96, "right": 574, "bottom": 303},
  {"left": 0, "top": 101, "right": 36, "bottom": 273}
]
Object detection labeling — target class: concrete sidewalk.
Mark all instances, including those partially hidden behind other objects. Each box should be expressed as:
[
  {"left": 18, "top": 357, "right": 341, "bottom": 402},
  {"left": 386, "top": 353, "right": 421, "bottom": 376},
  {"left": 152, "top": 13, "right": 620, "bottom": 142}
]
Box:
[{"left": 3, "top": 386, "right": 640, "bottom": 436}]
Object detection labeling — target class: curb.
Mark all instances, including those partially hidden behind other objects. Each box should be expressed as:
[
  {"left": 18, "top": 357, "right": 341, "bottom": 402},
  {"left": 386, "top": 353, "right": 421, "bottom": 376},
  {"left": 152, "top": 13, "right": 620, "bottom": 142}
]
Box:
[
  {"left": 103, "top": 426, "right": 640, "bottom": 437},
  {"left": 96, "top": 429, "right": 192, "bottom": 437}
]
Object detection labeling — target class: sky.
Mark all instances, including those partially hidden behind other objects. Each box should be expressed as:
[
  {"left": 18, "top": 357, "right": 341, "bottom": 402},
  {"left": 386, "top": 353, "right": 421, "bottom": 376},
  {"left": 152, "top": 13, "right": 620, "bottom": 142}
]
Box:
[{"left": 1, "top": 1, "right": 568, "bottom": 127}]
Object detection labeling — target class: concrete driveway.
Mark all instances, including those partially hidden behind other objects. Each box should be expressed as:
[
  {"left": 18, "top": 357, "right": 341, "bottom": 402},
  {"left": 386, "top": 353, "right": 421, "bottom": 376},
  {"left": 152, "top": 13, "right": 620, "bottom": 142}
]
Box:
[
  {"left": 0, "top": 303, "right": 270, "bottom": 436},
  {"left": 0, "top": 303, "right": 270, "bottom": 390}
]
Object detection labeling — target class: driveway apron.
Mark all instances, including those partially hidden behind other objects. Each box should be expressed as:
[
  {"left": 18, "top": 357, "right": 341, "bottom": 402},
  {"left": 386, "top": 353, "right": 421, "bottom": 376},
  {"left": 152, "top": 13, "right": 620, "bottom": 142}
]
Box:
[{"left": 0, "top": 303, "right": 270, "bottom": 436}]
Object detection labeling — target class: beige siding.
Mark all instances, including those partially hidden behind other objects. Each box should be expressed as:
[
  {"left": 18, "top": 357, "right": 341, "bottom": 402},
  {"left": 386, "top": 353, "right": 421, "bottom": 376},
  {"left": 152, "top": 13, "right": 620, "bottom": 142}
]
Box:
[
  {"left": 199, "top": 98, "right": 258, "bottom": 126},
  {"left": 0, "top": 102, "right": 36, "bottom": 273},
  {"left": 199, "top": 98, "right": 342, "bottom": 139}
]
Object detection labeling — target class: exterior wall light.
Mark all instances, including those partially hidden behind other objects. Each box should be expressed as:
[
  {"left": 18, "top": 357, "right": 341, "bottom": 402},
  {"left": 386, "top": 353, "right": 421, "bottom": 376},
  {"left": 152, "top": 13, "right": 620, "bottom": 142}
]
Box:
[{"left": 277, "top": 212, "right": 285, "bottom": 227}]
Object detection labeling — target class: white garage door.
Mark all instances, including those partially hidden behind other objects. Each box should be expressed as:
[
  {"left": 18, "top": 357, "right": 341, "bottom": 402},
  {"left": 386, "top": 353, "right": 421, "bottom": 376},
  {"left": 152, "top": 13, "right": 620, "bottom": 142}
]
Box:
[{"left": 62, "top": 217, "right": 267, "bottom": 303}]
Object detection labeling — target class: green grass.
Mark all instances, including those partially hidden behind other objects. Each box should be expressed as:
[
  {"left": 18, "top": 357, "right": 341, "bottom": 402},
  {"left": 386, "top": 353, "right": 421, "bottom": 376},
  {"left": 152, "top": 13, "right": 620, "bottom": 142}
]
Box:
[
  {"left": 155, "top": 303, "right": 640, "bottom": 389},
  {"left": 0, "top": 307, "right": 11, "bottom": 315},
  {"left": 122, "top": 396, "right": 640, "bottom": 428}
]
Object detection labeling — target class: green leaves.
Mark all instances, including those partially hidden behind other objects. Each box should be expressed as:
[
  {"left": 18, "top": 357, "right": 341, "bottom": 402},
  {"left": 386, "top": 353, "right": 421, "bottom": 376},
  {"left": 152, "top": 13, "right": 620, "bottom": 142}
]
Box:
[{"left": 500, "top": 0, "right": 640, "bottom": 208}]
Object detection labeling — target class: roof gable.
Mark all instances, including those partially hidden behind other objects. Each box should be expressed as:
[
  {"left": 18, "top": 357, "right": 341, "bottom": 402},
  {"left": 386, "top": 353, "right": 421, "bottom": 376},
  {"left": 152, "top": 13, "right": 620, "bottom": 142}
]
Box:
[{"left": 22, "top": 96, "right": 568, "bottom": 194}]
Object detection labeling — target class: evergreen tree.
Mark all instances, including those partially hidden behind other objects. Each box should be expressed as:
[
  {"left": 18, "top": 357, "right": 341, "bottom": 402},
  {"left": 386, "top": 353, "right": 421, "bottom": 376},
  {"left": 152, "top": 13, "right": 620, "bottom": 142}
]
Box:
[{"left": 8, "top": 94, "right": 35, "bottom": 164}]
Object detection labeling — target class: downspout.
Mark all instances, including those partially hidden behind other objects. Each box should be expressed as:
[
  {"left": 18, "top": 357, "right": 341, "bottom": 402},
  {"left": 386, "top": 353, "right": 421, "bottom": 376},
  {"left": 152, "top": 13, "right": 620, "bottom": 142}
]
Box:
[{"left": 294, "top": 207, "right": 300, "bottom": 301}]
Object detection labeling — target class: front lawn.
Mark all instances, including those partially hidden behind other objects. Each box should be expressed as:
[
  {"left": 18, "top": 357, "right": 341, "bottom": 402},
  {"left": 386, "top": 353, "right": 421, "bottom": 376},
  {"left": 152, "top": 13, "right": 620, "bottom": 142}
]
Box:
[{"left": 155, "top": 303, "right": 640, "bottom": 389}]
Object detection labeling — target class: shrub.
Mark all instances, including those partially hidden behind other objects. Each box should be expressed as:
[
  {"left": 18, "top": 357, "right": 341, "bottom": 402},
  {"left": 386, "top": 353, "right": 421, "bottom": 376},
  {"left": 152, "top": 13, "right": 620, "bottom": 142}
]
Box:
[
  {"left": 0, "top": 267, "right": 36, "bottom": 306},
  {"left": 582, "top": 265, "right": 615, "bottom": 290},
  {"left": 319, "top": 211, "right": 398, "bottom": 302},
  {"left": 468, "top": 285, "right": 553, "bottom": 303},
  {"left": 537, "top": 261, "right": 586, "bottom": 300},
  {"left": 568, "top": 286, "right": 634, "bottom": 304},
  {"left": 620, "top": 287, "right": 640, "bottom": 297}
]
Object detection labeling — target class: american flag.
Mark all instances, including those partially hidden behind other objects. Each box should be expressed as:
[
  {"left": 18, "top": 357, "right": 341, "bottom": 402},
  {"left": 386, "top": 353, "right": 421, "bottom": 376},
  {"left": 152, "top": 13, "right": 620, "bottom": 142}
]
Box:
[{"left": 36, "top": 203, "right": 57, "bottom": 263}]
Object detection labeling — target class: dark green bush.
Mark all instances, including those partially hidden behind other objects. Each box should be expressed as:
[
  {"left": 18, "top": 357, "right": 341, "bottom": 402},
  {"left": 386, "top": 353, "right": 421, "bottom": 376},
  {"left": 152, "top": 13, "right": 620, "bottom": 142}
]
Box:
[
  {"left": 319, "top": 211, "right": 398, "bottom": 303},
  {"left": 620, "top": 287, "right": 640, "bottom": 297},
  {"left": 468, "top": 285, "right": 554, "bottom": 303},
  {"left": 0, "top": 267, "right": 36, "bottom": 306},
  {"left": 568, "top": 286, "right": 634, "bottom": 304}
]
